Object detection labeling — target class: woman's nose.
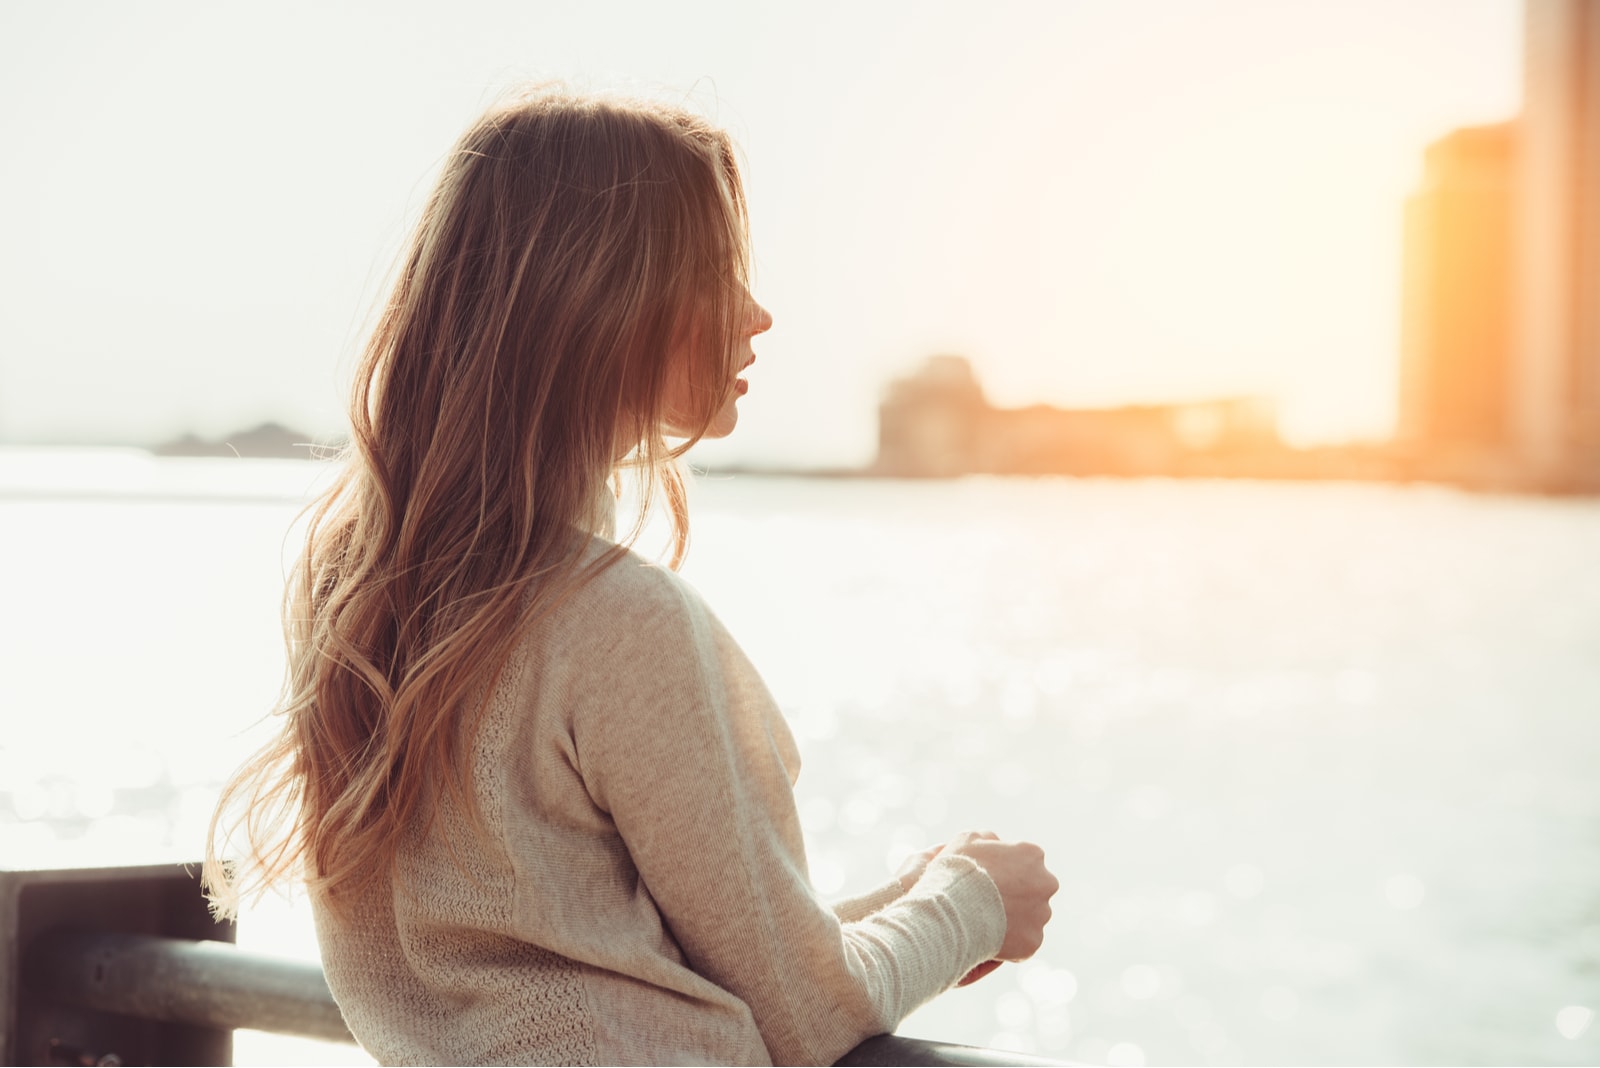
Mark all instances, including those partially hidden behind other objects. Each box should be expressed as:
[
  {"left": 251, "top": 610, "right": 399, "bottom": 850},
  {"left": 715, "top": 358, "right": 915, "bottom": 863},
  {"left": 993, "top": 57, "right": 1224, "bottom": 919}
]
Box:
[{"left": 747, "top": 299, "right": 773, "bottom": 337}]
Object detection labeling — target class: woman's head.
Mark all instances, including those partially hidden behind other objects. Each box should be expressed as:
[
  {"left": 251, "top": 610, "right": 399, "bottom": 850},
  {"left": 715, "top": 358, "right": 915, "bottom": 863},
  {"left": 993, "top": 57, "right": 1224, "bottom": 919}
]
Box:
[
  {"left": 205, "top": 87, "right": 765, "bottom": 918},
  {"left": 375, "top": 87, "right": 762, "bottom": 516}
]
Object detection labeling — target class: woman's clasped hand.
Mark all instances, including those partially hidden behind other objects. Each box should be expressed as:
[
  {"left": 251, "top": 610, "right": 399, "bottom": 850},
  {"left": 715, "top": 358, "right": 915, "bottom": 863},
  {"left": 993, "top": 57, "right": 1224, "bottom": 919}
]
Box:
[{"left": 897, "top": 831, "right": 1059, "bottom": 984}]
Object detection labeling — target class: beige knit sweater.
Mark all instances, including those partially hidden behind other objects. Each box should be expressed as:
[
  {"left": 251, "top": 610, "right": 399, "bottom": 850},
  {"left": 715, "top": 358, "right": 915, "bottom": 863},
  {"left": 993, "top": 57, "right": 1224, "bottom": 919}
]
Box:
[{"left": 313, "top": 533, "right": 1007, "bottom": 1066}]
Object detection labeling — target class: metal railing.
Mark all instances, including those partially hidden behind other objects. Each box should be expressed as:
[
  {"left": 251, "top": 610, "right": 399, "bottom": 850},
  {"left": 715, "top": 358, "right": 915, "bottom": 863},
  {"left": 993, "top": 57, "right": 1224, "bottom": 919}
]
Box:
[
  {"left": 5, "top": 863, "right": 1064, "bottom": 1067},
  {"left": 29, "top": 930, "right": 349, "bottom": 1045}
]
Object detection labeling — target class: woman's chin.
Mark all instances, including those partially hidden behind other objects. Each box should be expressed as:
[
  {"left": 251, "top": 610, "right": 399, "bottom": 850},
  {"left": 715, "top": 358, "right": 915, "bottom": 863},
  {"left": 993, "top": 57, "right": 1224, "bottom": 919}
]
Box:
[
  {"left": 662, "top": 396, "right": 741, "bottom": 442},
  {"left": 702, "top": 400, "right": 740, "bottom": 440},
  {"left": 703, "top": 412, "right": 738, "bottom": 440}
]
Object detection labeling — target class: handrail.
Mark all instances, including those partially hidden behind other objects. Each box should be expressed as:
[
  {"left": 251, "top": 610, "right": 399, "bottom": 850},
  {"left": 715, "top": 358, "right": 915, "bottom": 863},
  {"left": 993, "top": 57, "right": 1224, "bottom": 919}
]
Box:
[
  {"left": 29, "top": 929, "right": 349, "bottom": 1043},
  {"left": 26, "top": 929, "right": 1064, "bottom": 1066}
]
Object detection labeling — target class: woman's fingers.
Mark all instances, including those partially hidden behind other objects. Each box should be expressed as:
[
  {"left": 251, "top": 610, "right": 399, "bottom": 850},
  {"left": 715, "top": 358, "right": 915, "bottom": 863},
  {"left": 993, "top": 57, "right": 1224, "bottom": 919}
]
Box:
[
  {"left": 895, "top": 842, "right": 951, "bottom": 892},
  {"left": 957, "top": 959, "right": 1003, "bottom": 987}
]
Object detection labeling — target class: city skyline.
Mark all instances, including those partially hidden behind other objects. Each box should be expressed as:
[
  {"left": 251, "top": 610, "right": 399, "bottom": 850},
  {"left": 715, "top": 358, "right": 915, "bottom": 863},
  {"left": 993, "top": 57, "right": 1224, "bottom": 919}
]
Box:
[
  {"left": 1, "top": 0, "right": 1522, "bottom": 466},
  {"left": 1400, "top": 0, "right": 1599, "bottom": 490}
]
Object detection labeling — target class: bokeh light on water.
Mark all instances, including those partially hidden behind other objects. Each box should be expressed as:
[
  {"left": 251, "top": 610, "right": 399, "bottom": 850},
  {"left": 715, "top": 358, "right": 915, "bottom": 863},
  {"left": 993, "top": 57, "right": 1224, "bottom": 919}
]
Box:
[{"left": 4, "top": 454, "right": 1600, "bottom": 1065}]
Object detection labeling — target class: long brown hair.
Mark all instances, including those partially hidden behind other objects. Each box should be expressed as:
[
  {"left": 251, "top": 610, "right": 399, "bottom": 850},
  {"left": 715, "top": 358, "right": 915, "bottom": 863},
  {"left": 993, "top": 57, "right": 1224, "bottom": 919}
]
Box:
[{"left": 204, "top": 87, "right": 752, "bottom": 918}]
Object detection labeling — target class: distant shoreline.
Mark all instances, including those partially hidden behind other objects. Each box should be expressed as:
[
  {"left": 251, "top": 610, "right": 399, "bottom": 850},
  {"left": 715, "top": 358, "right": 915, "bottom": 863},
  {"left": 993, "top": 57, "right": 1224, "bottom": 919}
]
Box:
[{"left": 3, "top": 443, "right": 1596, "bottom": 499}]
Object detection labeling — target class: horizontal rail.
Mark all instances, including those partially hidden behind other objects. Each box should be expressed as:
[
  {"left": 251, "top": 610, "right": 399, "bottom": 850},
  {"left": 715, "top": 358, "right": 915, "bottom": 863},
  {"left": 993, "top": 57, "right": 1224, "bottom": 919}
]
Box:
[
  {"left": 835, "top": 1034, "right": 1066, "bottom": 1067},
  {"left": 29, "top": 929, "right": 351, "bottom": 1044},
  {"left": 28, "top": 929, "right": 1064, "bottom": 1066}
]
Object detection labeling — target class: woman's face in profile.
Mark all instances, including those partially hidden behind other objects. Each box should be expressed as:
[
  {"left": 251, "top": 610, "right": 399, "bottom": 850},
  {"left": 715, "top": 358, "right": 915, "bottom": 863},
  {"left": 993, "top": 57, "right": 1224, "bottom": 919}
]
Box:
[{"left": 665, "top": 291, "right": 773, "bottom": 440}]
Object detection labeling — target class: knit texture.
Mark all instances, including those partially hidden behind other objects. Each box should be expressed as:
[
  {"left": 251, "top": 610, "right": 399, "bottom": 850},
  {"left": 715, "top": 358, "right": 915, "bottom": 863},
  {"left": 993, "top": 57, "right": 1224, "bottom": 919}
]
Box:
[{"left": 313, "top": 535, "right": 1007, "bottom": 1066}]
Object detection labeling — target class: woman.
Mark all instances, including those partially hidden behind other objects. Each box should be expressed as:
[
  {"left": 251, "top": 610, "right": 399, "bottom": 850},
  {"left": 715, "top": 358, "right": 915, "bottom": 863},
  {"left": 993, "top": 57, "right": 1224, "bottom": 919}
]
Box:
[{"left": 205, "top": 87, "right": 1057, "bottom": 1066}]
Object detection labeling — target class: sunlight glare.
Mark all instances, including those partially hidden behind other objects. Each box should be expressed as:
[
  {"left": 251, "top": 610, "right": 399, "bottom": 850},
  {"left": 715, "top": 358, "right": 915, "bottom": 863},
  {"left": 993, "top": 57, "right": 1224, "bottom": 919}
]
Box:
[{"left": 1556, "top": 1006, "right": 1594, "bottom": 1041}]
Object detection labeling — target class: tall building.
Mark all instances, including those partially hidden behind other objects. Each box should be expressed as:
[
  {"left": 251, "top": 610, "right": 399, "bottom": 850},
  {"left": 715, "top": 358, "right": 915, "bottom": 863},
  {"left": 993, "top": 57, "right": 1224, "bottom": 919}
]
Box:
[
  {"left": 1513, "top": 0, "right": 1600, "bottom": 488},
  {"left": 1399, "top": 123, "right": 1517, "bottom": 459}
]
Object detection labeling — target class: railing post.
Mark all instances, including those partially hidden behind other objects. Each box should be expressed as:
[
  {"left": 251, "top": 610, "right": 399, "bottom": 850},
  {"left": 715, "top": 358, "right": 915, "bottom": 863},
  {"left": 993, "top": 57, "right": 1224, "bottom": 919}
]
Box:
[{"left": 1, "top": 861, "right": 233, "bottom": 1067}]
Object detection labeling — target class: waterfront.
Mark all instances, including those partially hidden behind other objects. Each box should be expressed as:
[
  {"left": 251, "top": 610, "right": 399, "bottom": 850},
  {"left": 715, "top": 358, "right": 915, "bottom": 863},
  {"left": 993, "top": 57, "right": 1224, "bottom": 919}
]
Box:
[{"left": 2, "top": 450, "right": 1598, "bottom": 1065}]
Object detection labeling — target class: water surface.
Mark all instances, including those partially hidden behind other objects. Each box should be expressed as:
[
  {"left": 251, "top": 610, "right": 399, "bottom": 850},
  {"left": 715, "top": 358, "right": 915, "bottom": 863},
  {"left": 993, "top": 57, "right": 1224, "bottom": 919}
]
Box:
[{"left": 3, "top": 452, "right": 1596, "bottom": 1065}]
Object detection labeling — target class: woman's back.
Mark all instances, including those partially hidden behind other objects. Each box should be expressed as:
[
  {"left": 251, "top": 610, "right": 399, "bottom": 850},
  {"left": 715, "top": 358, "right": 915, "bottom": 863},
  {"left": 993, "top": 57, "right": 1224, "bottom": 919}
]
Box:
[{"left": 316, "top": 530, "right": 1006, "bottom": 1066}]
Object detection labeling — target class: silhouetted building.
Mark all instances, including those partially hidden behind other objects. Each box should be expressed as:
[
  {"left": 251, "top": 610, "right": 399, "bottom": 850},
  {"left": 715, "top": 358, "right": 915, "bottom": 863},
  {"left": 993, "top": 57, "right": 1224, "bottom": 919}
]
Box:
[
  {"left": 1396, "top": 1, "right": 1600, "bottom": 491},
  {"left": 1512, "top": 0, "right": 1600, "bottom": 489},
  {"left": 875, "top": 357, "right": 1281, "bottom": 478},
  {"left": 1399, "top": 123, "right": 1517, "bottom": 462},
  {"left": 876, "top": 355, "right": 987, "bottom": 476}
]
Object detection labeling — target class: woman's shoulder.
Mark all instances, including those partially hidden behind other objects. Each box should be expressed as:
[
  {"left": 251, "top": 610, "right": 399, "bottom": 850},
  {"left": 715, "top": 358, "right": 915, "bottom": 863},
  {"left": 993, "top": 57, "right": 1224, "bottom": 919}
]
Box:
[
  {"left": 512, "top": 536, "right": 763, "bottom": 744},
  {"left": 540, "top": 535, "right": 715, "bottom": 651},
  {"left": 581, "top": 534, "right": 704, "bottom": 605}
]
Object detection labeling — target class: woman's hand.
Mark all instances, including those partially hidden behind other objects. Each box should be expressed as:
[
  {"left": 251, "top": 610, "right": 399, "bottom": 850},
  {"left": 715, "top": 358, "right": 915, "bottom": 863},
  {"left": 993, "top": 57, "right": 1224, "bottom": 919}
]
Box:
[
  {"left": 894, "top": 831, "right": 1058, "bottom": 985},
  {"left": 943, "top": 831, "right": 1058, "bottom": 963}
]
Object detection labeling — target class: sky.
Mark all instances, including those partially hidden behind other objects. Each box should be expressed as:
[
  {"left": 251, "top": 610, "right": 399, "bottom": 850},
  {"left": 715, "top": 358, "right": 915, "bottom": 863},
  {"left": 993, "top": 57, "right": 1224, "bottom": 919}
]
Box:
[{"left": 0, "top": 0, "right": 1522, "bottom": 465}]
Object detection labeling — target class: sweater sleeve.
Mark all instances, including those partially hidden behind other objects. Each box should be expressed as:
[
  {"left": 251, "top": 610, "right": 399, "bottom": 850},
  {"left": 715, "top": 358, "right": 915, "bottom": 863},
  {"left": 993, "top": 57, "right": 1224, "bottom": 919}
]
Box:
[
  {"left": 571, "top": 571, "right": 1006, "bottom": 1066},
  {"left": 831, "top": 878, "right": 908, "bottom": 925}
]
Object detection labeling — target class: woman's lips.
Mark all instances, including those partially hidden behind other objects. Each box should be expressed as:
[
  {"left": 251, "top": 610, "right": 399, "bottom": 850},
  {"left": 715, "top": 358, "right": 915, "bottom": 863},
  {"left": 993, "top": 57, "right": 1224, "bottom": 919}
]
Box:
[{"left": 735, "top": 377, "right": 749, "bottom": 396}]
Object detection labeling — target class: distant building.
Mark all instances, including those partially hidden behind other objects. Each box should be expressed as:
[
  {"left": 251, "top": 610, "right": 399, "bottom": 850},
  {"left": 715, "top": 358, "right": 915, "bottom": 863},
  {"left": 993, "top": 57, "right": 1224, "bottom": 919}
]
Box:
[
  {"left": 1399, "top": 123, "right": 1517, "bottom": 463},
  {"left": 875, "top": 357, "right": 1281, "bottom": 478},
  {"left": 876, "top": 355, "right": 987, "bottom": 476},
  {"left": 1512, "top": 0, "right": 1600, "bottom": 489},
  {"left": 1395, "top": 1, "right": 1600, "bottom": 491}
]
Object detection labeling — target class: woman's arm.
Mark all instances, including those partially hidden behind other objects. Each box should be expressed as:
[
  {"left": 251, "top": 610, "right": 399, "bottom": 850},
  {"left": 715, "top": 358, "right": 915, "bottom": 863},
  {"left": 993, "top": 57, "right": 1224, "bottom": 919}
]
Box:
[{"left": 572, "top": 571, "right": 1008, "bottom": 1066}]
